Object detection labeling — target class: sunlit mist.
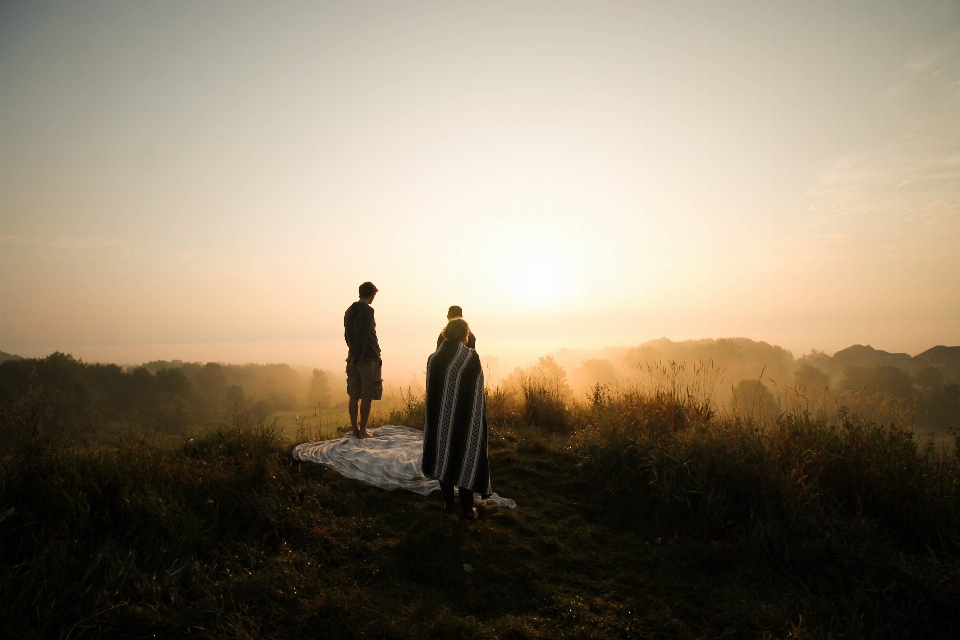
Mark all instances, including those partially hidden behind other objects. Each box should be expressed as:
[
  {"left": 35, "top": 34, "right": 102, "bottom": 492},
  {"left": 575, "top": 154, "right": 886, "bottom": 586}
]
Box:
[
  {"left": 1, "top": 0, "right": 958, "bottom": 379},
  {"left": 490, "top": 220, "right": 580, "bottom": 310}
]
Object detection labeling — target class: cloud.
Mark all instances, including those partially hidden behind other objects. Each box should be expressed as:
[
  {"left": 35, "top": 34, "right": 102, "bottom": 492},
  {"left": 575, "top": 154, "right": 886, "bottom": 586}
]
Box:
[
  {"left": 2, "top": 234, "right": 132, "bottom": 250},
  {"left": 48, "top": 235, "right": 127, "bottom": 249},
  {"left": 903, "top": 29, "right": 960, "bottom": 76},
  {"left": 0, "top": 234, "right": 42, "bottom": 245},
  {"left": 805, "top": 35, "right": 960, "bottom": 252}
]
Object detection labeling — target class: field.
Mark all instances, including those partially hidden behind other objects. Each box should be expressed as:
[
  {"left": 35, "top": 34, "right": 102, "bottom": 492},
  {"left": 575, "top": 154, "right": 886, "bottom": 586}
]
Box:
[{"left": 2, "top": 377, "right": 959, "bottom": 639}]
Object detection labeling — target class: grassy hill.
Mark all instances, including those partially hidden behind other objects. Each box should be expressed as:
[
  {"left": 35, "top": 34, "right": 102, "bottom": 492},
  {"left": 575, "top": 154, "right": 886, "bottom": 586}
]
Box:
[
  {"left": 2, "top": 377, "right": 959, "bottom": 639},
  {"left": 0, "top": 350, "right": 23, "bottom": 364}
]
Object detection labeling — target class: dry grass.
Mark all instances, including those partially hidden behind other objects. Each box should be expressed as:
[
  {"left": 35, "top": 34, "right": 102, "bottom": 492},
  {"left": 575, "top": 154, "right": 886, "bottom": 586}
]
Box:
[{"left": 2, "top": 372, "right": 960, "bottom": 638}]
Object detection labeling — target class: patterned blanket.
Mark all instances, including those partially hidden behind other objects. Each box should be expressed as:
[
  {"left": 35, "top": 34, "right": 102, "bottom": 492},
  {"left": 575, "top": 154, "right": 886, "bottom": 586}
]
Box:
[{"left": 422, "top": 340, "right": 491, "bottom": 494}]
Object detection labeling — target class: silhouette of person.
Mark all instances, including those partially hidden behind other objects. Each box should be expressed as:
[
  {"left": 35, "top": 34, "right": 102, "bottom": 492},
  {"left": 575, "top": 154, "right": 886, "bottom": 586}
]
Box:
[
  {"left": 344, "top": 281, "right": 382, "bottom": 438},
  {"left": 436, "top": 305, "right": 476, "bottom": 350}
]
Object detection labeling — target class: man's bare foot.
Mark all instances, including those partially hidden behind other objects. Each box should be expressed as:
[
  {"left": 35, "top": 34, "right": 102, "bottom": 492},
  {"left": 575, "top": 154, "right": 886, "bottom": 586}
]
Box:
[{"left": 357, "top": 429, "right": 372, "bottom": 439}]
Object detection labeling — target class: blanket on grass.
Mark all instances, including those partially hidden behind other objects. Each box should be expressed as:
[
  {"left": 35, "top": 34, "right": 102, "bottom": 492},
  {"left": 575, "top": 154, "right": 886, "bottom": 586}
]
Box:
[{"left": 292, "top": 425, "right": 515, "bottom": 508}]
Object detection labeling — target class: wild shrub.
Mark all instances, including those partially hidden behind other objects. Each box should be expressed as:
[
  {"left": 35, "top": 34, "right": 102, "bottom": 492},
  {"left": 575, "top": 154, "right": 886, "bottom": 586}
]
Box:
[
  {"left": 484, "top": 385, "right": 524, "bottom": 434},
  {"left": 0, "top": 395, "right": 295, "bottom": 636},
  {"left": 386, "top": 386, "right": 427, "bottom": 429},
  {"left": 519, "top": 375, "right": 569, "bottom": 433},
  {"left": 572, "top": 380, "right": 960, "bottom": 565},
  {"left": 2, "top": 365, "right": 959, "bottom": 637}
]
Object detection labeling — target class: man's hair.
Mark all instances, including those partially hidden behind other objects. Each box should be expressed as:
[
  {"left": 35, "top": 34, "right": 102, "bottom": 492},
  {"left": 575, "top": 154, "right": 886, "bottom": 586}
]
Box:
[
  {"left": 446, "top": 305, "right": 463, "bottom": 320},
  {"left": 442, "top": 318, "right": 470, "bottom": 343},
  {"left": 358, "top": 282, "right": 378, "bottom": 298}
]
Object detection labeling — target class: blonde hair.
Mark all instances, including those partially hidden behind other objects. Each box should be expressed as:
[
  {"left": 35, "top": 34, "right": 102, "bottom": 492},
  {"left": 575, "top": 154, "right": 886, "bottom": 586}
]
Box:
[{"left": 442, "top": 318, "right": 470, "bottom": 344}]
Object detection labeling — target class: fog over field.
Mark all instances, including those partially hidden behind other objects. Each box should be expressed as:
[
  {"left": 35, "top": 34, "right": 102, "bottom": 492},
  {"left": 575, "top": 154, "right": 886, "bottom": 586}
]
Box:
[{"left": 8, "top": 332, "right": 958, "bottom": 437}]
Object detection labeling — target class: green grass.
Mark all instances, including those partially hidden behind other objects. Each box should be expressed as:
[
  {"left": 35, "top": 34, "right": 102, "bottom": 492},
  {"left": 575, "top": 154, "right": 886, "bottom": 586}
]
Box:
[
  {"left": 1, "top": 383, "right": 959, "bottom": 638},
  {"left": 268, "top": 388, "right": 429, "bottom": 442},
  {"left": 270, "top": 407, "right": 351, "bottom": 441}
]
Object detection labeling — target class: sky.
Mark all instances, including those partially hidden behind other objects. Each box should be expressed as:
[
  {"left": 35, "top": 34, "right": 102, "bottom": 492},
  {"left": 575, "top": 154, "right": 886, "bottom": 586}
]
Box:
[{"left": 1, "top": 0, "right": 958, "bottom": 380}]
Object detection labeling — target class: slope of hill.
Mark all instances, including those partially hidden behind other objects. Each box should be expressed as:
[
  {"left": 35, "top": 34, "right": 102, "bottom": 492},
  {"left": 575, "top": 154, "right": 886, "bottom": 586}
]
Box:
[
  {"left": 831, "top": 344, "right": 913, "bottom": 369},
  {"left": 914, "top": 345, "right": 960, "bottom": 369},
  {"left": 2, "top": 383, "right": 958, "bottom": 637},
  {"left": 803, "top": 343, "right": 960, "bottom": 386}
]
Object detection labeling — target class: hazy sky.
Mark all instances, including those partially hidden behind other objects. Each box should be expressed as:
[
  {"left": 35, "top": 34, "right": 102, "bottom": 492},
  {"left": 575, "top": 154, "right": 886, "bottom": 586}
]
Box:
[{"left": 1, "top": 0, "right": 958, "bottom": 378}]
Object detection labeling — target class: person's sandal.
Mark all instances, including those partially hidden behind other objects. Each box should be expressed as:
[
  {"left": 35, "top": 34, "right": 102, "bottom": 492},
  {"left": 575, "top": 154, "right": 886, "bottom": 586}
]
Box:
[{"left": 461, "top": 508, "right": 480, "bottom": 521}]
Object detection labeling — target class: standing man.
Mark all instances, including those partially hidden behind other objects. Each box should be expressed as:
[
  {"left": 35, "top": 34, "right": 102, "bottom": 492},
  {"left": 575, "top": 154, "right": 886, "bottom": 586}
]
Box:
[
  {"left": 436, "top": 305, "right": 476, "bottom": 350},
  {"left": 344, "top": 281, "right": 382, "bottom": 439}
]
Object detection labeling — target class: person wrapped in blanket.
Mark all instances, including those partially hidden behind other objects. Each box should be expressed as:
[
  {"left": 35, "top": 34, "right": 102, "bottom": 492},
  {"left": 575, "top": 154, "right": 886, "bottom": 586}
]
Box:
[{"left": 422, "top": 317, "right": 490, "bottom": 521}]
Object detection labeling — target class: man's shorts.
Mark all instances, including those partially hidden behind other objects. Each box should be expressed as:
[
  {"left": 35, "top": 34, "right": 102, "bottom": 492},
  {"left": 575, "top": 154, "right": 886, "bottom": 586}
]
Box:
[{"left": 347, "top": 358, "right": 383, "bottom": 401}]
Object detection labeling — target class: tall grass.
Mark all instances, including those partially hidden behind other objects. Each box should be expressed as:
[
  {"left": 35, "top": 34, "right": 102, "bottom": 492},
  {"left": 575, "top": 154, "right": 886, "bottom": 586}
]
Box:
[
  {"left": 517, "top": 374, "right": 569, "bottom": 433},
  {"left": 568, "top": 369, "right": 960, "bottom": 634},
  {"left": 0, "top": 392, "right": 307, "bottom": 637},
  {"left": 4, "top": 365, "right": 960, "bottom": 637},
  {"left": 332, "top": 366, "right": 960, "bottom": 633},
  {"left": 573, "top": 365, "right": 960, "bottom": 537},
  {"left": 383, "top": 386, "right": 426, "bottom": 430},
  {"left": 771, "top": 378, "right": 916, "bottom": 431}
]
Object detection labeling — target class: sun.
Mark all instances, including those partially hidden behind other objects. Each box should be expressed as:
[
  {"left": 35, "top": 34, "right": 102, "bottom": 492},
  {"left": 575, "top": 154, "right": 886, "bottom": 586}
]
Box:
[
  {"left": 504, "top": 244, "right": 571, "bottom": 307},
  {"left": 487, "top": 221, "right": 579, "bottom": 310}
]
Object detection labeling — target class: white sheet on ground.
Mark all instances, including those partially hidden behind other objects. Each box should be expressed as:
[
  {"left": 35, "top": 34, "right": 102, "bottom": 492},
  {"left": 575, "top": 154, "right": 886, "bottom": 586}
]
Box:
[{"left": 292, "top": 425, "right": 516, "bottom": 508}]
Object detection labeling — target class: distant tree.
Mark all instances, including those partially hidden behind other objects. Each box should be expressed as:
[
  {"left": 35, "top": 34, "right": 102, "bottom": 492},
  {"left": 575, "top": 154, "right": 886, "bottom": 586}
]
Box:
[
  {"left": 947, "top": 365, "right": 960, "bottom": 386},
  {"left": 128, "top": 366, "right": 161, "bottom": 421},
  {"left": 141, "top": 360, "right": 185, "bottom": 375},
  {"left": 192, "top": 363, "right": 229, "bottom": 419},
  {"left": 35, "top": 352, "right": 95, "bottom": 426},
  {"left": 222, "top": 363, "right": 301, "bottom": 408},
  {"left": 530, "top": 356, "right": 572, "bottom": 401},
  {"left": 86, "top": 363, "right": 130, "bottom": 416},
  {"left": 794, "top": 363, "right": 830, "bottom": 389},
  {"left": 266, "top": 391, "right": 297, "bottom": 412},
  {"left": 916, "top": 383, "right": 960, "bottom": 430},
  {"left": 502, "top": 356, "right": 572, "bottom": 402},
  {"left": 915, "top": 366, "right": 944, "bottom": 390},
  {"left": 498, "top": 356, "right": 571, "bottom": 431},
  {"left": 0, "top": 350, "right": 23, "bottom": 364},
  {"left": 571, "top": 359, "right": 619, "bottom": 393},
  {"left": 622, "top": 346, "right": 663, "bottom": 370},
  {"left": 155, "top": 367, "right": 191, "bottom": 397},
  {"left": 623, "top": 337, "right": 794, "bottom": 389},
  {"left": 0, "top": 353, "right": 169, "bottom": 431},
  {"left": 225, "top": 384, "right": 248, "bottom": 413},
  {"left": 307, "top": 369, "right": 332, "bottom": 408},
  {"left": 146, "top": 368, "right": 191, "bottom": 434},
  {"left": 840, "top": 365, "right": 915, "bottom": 401},
  {"left": 730, "top": 379, "right": 778, "bottom": 422}
]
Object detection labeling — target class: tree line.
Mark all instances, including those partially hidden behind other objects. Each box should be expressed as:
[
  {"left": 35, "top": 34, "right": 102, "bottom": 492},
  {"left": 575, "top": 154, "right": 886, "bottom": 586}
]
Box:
[
  {"left": 0, "top": 352, "right": 340, "bottom": 436},
  {"left": 550, "top": 339, "right": 960, "bottom": 431}
]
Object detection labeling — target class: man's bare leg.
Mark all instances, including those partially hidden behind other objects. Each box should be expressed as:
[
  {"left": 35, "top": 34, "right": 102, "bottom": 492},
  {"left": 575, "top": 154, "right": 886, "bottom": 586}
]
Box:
[
  {"left": 348, "top": 397, "right": 373, "bottom": 438},
  {"left": 348, "top": 397, "right": 360, "bottom": 437},
  {"left": 358, "top": 398, "right": 373, "bottom": 438}
]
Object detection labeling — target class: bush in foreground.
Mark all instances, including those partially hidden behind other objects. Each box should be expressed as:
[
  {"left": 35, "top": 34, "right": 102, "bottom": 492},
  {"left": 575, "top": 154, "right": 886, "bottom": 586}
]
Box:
[
  {"left": 570, "top": 382, "right": 960, "bottom": 634},
  {"left": 0, "top": 407, "right": 299, "bottom": 637},
  {"left": 3, "top": 374, "right": 960, "bottom": 638},
  {"left": 572, "top": 385, "right": 960, "bottom": 552}
]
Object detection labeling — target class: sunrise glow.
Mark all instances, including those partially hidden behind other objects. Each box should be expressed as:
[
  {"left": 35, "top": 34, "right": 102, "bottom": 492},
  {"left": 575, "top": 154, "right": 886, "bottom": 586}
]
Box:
[{"left": 0, "top": 0, "right": 956, "bottom": 380}]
